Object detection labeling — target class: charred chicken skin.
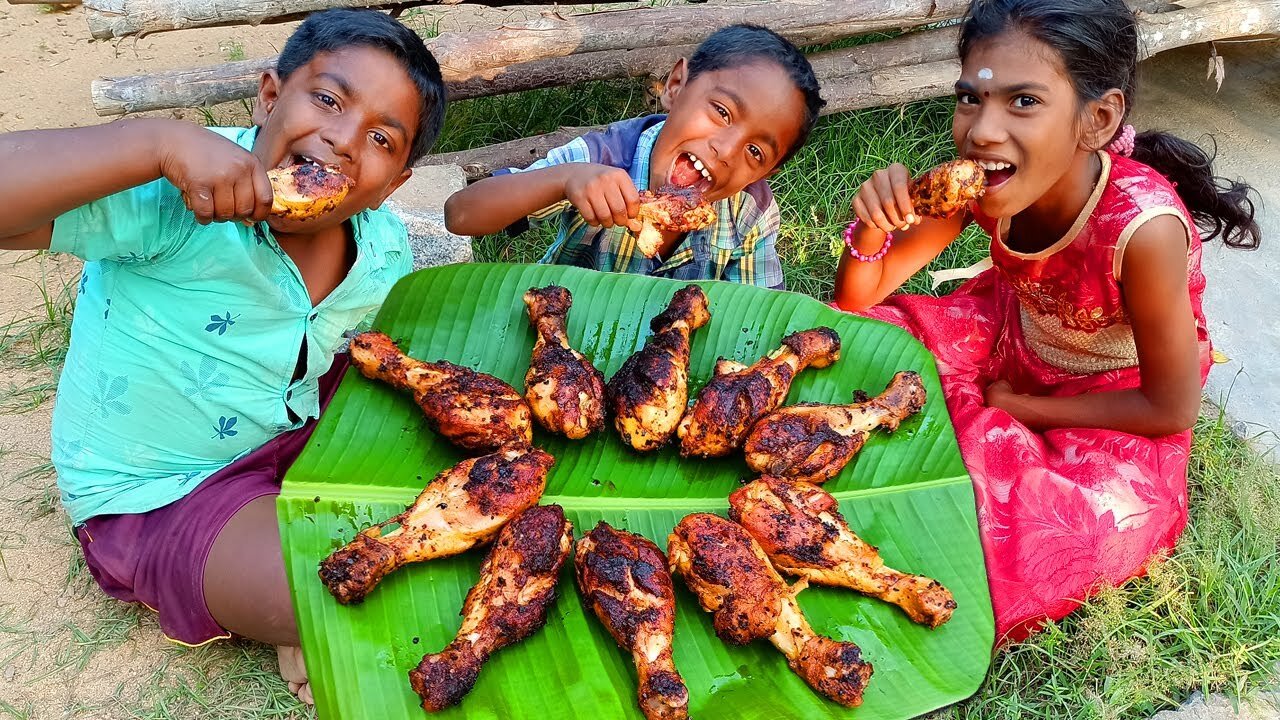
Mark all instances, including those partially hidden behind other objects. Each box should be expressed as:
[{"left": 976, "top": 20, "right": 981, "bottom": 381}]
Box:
[
  {"left": 267, "top": 162, "right": 353, "bottom": 221},
  {"left": 743, "top": 371, "right": 927, "bottom": 483},
  {"left": 677, "top": 328, "right": 841, "bottom": 458},
  {"left": 409, "top": 504, "right": 573, "bottom": 712},
  {"left": 350, "top": 331, "right": 533, "bottom": 453},
  {"left": 908, "top": 159, "right": 986, "bottom": 219},
  {"left": 576, "top": 522, "right": 689, "bottom": 720},
  {"left": 667, "top": 513, "right": 874, "bottom": 707},
  {"left": 318, "top": 446, "right": 553, "bottom": 604},
  {"left": 634, "top": 185, "right": 717, "bottom": 258},
  {"left": 729, "top": 477, "right": 956, "bottom": 628},
  {"left": 607, "top": 286, "right": 711, "bottom": 451},
  {"left": 523, "top": 285, "right": 607, "bottom": 439}
]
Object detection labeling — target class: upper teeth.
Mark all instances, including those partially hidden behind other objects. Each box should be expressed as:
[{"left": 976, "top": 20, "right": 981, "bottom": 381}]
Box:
[
  {"left": 976, "top": 160, "right": 1012, "bottom": 171},
  {"left": 687, "top": 153, "right": 713, "bottom": 183}
]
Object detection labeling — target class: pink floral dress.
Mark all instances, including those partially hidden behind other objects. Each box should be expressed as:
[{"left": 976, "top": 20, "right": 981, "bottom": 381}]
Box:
[{"left": 857, "top": 152, "right": 1211, "bottom": 643}]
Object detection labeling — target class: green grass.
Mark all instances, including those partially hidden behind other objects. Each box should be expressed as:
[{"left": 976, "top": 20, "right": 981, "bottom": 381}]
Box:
[
  {"left": 108, "top": 643, "right": 315, "bottom": 720},
  {"left": 436, "top": 78, "right": 655, "bottom": 154},
  {"left": 222, "top": 39, "right": 247, "bottom": 63},
  {"left": 0, "top": 254, "right": 75, "bottom": 415},
  {"left": 943, "top": 409, "right": 1280, "bottom": 719}
]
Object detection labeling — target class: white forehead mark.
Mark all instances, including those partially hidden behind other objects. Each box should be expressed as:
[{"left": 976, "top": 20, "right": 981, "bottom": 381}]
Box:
[{"left": 978, "top": 67, "right": 994, "bottom": 80}]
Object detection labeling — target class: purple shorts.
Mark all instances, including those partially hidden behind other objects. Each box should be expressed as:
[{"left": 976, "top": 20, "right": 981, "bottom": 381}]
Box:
[{"left": 75, "top": 354, "right": 350, "bottom": 646}]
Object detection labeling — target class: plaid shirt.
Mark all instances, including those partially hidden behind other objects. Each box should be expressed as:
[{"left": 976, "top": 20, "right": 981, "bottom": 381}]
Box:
[{"left": 500, "top": 116, "right": 785, "bottom": 289}]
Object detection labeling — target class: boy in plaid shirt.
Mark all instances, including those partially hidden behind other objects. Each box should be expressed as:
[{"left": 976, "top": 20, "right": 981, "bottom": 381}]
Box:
[{"left": 445, "top": 25, "right": 824, "bottom": 290}]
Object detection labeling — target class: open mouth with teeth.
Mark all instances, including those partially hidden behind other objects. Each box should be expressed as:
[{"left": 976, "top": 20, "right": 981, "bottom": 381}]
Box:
[
  {"left": 668, "top": 151, "right": 715, "bottom": 194},
  {"left": 279, "top": 153, "right": 327, "bottom": 171},
  {"left": 975, "top": 159, "right": 1017, "bottom": 191}
]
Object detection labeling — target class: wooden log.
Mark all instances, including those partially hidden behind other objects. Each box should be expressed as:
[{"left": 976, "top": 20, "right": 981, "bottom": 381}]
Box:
[
  {"left": 84, "top": 0, "right": 968, "bottom": 47},
  {"left": 82, "top": 0, "right": 610, "bottom": 39},
  {"left": 91, "top": 0, "right": 967, "bottom": 115},
  {"left": 432, "top": 127, "right": 594, "bottom": 180},
  {"left": 88, "top": 0, "right": 1277, "bottom": 117},
  {"left": 427, "top": 0, "right": 1280, "bottom": 180},
  {"left": 91, "top": 44, "right": 693, "bottom": 115},
  {"left": 426, "top": 0, "right": 969, "bottom": 75},
  {"left": 93, "top": 57, "right": 276, "bottom": 116}
]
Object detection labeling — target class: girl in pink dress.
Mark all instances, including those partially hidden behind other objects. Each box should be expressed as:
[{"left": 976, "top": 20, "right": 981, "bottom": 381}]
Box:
[{"left": 833, "top": 0, "right": 1261, "bottom": 643}]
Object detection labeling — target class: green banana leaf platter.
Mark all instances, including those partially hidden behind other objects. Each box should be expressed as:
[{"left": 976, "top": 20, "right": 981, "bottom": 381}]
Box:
[{"left": 278, "top": 263, "right": 993, "bottom": 720}]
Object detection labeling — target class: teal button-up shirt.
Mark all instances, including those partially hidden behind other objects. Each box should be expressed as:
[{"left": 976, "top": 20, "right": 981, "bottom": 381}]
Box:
[{"left": 49, "top": 126, "right": 412, "bottom": 524}]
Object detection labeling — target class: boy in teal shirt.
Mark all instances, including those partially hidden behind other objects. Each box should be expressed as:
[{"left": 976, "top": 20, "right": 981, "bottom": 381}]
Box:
[{"left": 0, "top": 9, "right": 445, "bottom": 701}]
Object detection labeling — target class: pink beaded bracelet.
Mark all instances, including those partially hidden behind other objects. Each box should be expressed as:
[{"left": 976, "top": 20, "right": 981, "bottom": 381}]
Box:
[{"left": 844, "top": 219, "right": 893, "bottom": 262}]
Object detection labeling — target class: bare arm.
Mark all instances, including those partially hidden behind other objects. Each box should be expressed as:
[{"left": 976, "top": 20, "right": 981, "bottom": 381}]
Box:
[
  {"left": 986, "top": 215, "right": 1201, "bottom": 436},
  {"left": 833, "top": 215, "right": 970, "bottom": 311},
  {"left": 832, "top": 162, "right": 970, "bottom": 311},
  {"left": 445, "top": 164, "right": 642, "bottom": 237},
  {"left": 0, "top": 118, "right": 271, "bottom": 250}
]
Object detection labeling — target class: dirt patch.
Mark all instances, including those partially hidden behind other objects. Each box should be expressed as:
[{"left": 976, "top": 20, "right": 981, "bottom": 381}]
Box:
[{"left": 0, "top": 5, "right": 297, "bottom": 132}]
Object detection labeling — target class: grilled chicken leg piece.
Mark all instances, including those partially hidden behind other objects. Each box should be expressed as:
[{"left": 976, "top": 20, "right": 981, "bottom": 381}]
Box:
[
  {"left": 523, "top": 285, "right": 607, "bottom": 439},
  {"left": 667, "top": 513, "right": 873, "bottom": 707},
  {"left": 318, "top": 447, "right": 553, "bottom": 604},
  {"left": 607, "top": 286, "right": 711, "bottom": 451},
  {"left": 908, "top": 159, "right": 986, "bottom": 219},
  {"left": 634, "top": 185, "right": 717, "bottom": 258},
  {"left": 267, "top": 162, "right": 353, "bottom": 221},
  {"left": 410, "top": 505, "right": 573, "bottom": 712},
  {"left": 576, "top": 522, "right": 689, "bottom": 720},
  {"left": 743, "top": 371, "right": 927, "bottom": 483},
  {"left": 729, "top": 477, "right": 956, "bottom": 628},
  {"left": 677, "top": 328, "right": 841, "bottom": 458},
  {"left": 350, "top": 331, "right": 532, "bottom": 453}
]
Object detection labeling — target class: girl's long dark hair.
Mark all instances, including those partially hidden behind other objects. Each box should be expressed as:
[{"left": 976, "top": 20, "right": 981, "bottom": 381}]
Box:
[{"left": 959, "top": 0, "right": 1261, "bottom": 248}]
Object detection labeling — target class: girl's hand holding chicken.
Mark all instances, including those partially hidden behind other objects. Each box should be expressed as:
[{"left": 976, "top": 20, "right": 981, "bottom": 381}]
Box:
[{"left": 836, "top": 162, "right": 974, "bottom": 314}]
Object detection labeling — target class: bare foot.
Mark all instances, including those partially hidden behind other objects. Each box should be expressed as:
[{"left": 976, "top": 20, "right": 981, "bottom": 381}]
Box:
[{"left": 277, "top": 645, "right": 314, "bottom": 706}]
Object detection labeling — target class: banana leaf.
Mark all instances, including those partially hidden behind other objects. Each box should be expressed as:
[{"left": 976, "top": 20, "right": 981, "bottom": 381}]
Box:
[{"left": 278, "top": 263, "right": 993, "bottom": 720}]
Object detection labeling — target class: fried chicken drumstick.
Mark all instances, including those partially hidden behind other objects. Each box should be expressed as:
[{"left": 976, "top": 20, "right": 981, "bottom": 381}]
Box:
[
  {"left": 350, "top": 331, "right": 532, "bottom": 453},
  {"left": 729, "top": 477, "right": 956, "bottom": 628},
  {"left": 409, "top": 504, "right": 573, "bottom": 712},
  {"left": 267, "top": 163, "right": 353, "bottom": 221},
  {"left": 667, "top": 513, "right": 874, "bottom": 707},
  {"left": 607, "top": 286, "right": 711, "bottom": 451},
  {"left": 908, "top": 159, "right": 986, "bottom": 219},
  {"left": 634, "top": 185, "right": 717, "bottom": 259},
  {"left": 318, "top": 446, "right": 553, "bottom": 604},
  {"left": 576, "top": 522, "right": 689, "bottom": 720},
  {"left": 677, "top": 328, "right": 841, "bottom": 458},
  {"left": 743, "top": 371, "right": 927, "bottom": 484},
  {"left": 523, "top": 285, "right": 607, "bottom": 439}
]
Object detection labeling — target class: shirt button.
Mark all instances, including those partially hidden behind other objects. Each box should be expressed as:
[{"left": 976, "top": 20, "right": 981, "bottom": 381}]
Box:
[
  {"left": 309, "top": 312, "right": 318, "bottom": 321},
  {"left": 286, "top": 389, "right": 293, "bottom": 400}
]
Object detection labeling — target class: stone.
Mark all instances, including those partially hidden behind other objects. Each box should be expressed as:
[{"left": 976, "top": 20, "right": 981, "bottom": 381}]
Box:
[
  {"left": 1132, "top": 41, "right": 1280, "bottom": 456},
  {"left": 382, "top": 164, "right": 473, "bottom": 271},
  {"left": 1149, "top": 691, "right": 1280, "bottom": 720}
]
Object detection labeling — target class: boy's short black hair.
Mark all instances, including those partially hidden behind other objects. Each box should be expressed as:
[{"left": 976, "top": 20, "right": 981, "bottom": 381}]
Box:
[
  {"left": 686, "top": 24, "right": 825, "bottom": 164},
  {"left": 277, "top": 9, "right": 446, "bottom": 166}
]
